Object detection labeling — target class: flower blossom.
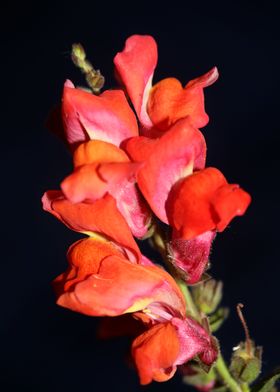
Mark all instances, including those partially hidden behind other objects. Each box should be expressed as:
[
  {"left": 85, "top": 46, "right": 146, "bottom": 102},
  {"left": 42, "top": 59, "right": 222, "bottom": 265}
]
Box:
[
  {"left": 124, "top": 117, "right": 251, "bottom": 283},
  {"left": 43, "top": 33, "right": 252, "bottom": 386},
  {"left": 114, "top": 34, "right": 218, "bottom": 136},
  {"left": 54, "top": 235, "right": 218, "bottom": 384}
]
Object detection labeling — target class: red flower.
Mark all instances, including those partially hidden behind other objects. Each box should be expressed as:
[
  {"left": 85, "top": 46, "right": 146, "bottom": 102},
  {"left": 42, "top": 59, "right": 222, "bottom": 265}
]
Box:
[
  {"left": 125, "top": 120, "right": 251, "bottom": 283},
  {"left": 114, "top": 35, "right": 218, "bottom": 136}
]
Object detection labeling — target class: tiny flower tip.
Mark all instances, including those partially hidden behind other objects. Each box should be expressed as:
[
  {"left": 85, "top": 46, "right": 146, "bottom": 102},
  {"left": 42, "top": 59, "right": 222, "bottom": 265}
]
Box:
[
  {"left": 208, "top": 66, "right": 219, "bottom": 85},
  {"left": 64, "top": 79, "right": 74, "bottom": 88}
]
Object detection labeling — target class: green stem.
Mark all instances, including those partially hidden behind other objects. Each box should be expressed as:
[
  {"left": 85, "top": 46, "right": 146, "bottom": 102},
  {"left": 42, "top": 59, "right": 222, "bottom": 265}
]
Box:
[
  {"left": 177, "top": 280, "right": 201, "bottom": 321},
  {"left": 240, "top": 383, "right": 250, "bottom": 392},
  {"left": 215, "top": 354, "right": 243, "bottom": 392}
]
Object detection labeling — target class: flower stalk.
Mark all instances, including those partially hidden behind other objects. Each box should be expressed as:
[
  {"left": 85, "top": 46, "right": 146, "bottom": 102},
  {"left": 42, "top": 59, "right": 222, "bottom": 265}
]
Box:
[
  {"left": 215, "top": 354, "right": 243, "bottom": 392},
  {"left": 42, "top": 34, "right": 277, "bottom": 391}
]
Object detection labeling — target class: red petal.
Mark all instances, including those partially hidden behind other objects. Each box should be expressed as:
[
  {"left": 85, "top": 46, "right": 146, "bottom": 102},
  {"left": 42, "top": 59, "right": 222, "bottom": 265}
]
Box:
[
  {"left": 42, "top": 191, "right": 141, "bottom": 262},
  {"left": 147, "top": 67, "right": 219, "bottom": 131},
  {"left": 125, "top": 118, "right": 206, "bottom": 223},
  {"left": 132, "top": 322, "right": 180, "bottom": 384},
  {"left": 167, "top": 167, "right": 251, "bottom": 239},
  {"left": 114, "top": 35, "right": 157, "bottom": 129},
  {"left": 62, "top": 81, "right": 138, "bottom": 147}
]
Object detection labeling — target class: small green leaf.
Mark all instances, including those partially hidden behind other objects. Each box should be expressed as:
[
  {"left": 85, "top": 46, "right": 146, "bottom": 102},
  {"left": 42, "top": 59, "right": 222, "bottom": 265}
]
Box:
[{"left": 252, "top": 367, "right": 280, "bottom": 392}]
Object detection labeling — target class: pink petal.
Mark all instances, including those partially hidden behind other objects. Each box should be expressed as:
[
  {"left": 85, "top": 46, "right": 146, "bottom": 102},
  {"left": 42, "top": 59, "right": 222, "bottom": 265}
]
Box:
[
  {"left": 169, "top": 231, "right": 216, "bottom": 284},
  {"left": 62, "top": 80, "right": 138, "bottom": 147},
  {"left": 171, "top": 317, "right": 218, "bottom": 366},
  {"left": 114, "top": 35, "right": 158, "bottom": 129}
]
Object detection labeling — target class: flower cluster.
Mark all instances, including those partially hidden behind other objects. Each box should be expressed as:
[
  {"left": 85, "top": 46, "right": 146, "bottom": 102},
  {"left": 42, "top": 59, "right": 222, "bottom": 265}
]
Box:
[{"left": 43, "top": 35, "right": 251, "bottom": 385}]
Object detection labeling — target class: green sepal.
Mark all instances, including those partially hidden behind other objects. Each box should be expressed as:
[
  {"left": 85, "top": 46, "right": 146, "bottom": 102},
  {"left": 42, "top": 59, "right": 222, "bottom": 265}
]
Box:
[
  {"left": 252, "top": 367, "right": 280, "bottom": 392},
  {"left": 182, "top": 364, "right": 216, "bottom": 388},
  {"left": 192, "top": 279, "right": 223, "bottom": 314},
  {"left": 230, "top": 342, "right": 262, "bottom": 384}
]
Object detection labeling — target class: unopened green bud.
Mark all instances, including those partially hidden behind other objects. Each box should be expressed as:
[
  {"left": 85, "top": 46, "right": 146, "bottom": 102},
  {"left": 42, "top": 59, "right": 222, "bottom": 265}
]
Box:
[
  {"left": 230, "top": 341, "right": 262, "bottom": 384},
  {"left": 192, "top": 279, "right": 223, "bottom": 314},
  {"left": 71, "top": 43, "right": 105, "bottom": 94}
]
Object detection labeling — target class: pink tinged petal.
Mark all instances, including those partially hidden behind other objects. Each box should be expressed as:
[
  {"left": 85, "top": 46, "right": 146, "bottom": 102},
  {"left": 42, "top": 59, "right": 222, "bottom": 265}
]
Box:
[
  {"left": 42, "top": 191, "right": 141, "bottom": 263},
  {"left": 114, "top": 35, "right": 158, "bottom": 129},
  {"left": 111, "top": 180, "right": 152, "bottom": 238},
  {"left": 125, "top": 118, "right": 206, "bottom": 223},
  {"left": 62, "top": 80, "right": 138, "bottom": 147},
  {"left": 169, "top": 231, "right": 216, "bottom": 284},
  {"left": 96, "top": 162, "right": 152, "bottom": 238},
  {"left": 61, "top": 161, "right": 152, "bottom": 238},
  {"left": 171, "top": 317, "right": 218, "bottom": 366}
]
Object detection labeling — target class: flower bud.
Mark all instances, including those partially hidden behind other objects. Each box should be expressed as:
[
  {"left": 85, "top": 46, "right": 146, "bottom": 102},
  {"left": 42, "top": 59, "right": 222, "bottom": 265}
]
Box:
[
  {"left": 230, "top": 341, "right": 262, "bottom": 384},
  {"left": 192, "top": 279, "right": 223, "bottom": 314}
]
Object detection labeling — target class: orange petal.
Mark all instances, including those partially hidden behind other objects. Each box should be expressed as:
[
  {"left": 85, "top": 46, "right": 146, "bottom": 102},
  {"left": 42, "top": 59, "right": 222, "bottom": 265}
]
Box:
[
  {"left": 132, "top": 322, "right": 180, "bottom": 385},
  {"left": 73, "top": 140, "right": 129, "bottom": 168},
  {"left": 147, "top": 67, "right": 218, "bottom": 131},
  {"left": 53, "top": 237, "right": 123, "bottom": 294},
  {"left": 42, "top": 191, "right": 141, "bottom": 262}
]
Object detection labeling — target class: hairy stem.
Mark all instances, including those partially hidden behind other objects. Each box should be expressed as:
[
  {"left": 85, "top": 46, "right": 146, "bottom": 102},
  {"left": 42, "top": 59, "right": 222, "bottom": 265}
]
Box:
[
  {"left": 177, "top": 280, "right": 201, "bottom": 321},
  {"left": 215, "top": 354, "right": 243, "bottom": 392}
]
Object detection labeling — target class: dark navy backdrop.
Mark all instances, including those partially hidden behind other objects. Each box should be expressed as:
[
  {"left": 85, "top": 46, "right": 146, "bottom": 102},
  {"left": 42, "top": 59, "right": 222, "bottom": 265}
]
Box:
[{"left": 1, "top": 1, "right": 279, "bottom": 391}]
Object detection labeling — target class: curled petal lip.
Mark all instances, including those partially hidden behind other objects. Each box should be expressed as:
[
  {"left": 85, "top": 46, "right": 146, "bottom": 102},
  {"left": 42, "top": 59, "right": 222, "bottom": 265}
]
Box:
[{"left": 167, "top": 167, "right": 251, "bottom": 239}]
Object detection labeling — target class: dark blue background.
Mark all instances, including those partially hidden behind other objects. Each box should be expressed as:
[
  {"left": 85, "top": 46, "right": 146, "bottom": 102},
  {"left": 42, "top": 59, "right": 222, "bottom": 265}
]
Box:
[{"left": 1, "top": 1, "right": 279, "bottom": 390}]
